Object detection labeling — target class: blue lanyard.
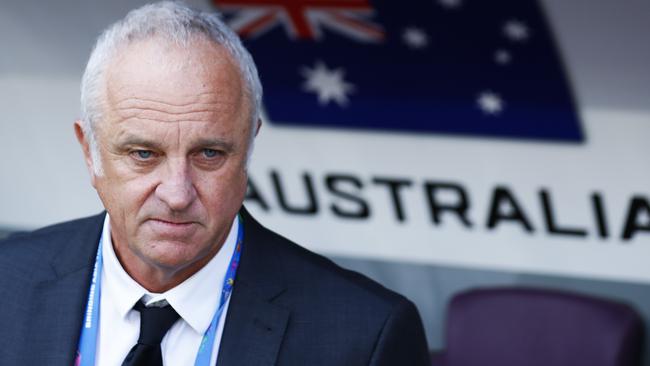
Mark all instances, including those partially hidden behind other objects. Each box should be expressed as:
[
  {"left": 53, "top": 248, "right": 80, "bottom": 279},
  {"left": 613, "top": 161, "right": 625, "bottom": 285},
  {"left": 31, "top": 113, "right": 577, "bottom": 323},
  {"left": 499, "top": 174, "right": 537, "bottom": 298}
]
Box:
[
  {"left": 75, "top": 215, "right": 244, "bottom": 366},
  {"left": 75, "top": 233, "right": 103, "bottom": 366}
]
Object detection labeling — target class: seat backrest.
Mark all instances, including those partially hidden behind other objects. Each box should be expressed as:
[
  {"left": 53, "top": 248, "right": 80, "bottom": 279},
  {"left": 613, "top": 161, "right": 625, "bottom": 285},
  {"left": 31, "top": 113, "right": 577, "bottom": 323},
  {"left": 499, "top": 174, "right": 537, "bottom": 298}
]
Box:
[{"left": 443, "top": 287, "right": 644, "bottom": 366}]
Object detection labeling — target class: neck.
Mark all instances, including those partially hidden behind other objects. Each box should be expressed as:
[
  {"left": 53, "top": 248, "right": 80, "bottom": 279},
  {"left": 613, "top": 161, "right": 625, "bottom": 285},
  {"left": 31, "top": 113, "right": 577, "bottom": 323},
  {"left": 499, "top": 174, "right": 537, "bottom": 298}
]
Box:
[
  {"left": 122, "top": 256, "right": 215, "bottom": 293},
  {"left": 110, "top": 234, "right": 228, "bottom": 293},
  {"left": 116, "top": 244, "right": 224, "bottom": 293}
]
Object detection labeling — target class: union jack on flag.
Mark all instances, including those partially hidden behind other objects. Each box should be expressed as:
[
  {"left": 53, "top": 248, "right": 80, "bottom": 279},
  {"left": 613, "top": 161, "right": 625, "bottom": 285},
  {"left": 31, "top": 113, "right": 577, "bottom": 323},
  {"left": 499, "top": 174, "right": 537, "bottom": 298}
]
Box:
[{"left": 215, "top": 0, "right": 385, "bottom": 42}]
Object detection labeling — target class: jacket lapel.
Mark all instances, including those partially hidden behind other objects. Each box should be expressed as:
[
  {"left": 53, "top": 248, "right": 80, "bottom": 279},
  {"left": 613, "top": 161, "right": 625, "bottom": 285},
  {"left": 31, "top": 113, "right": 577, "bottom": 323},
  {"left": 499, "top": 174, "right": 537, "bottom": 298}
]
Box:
[
  {"left": 26, "top": 213, "right": 104, "bottom": 366},
  {"left": 29, "top": 268, "right": 96, "bottom": 365},
  {"left": 216, "top": 208, "right": 290, "bottom": 366}
]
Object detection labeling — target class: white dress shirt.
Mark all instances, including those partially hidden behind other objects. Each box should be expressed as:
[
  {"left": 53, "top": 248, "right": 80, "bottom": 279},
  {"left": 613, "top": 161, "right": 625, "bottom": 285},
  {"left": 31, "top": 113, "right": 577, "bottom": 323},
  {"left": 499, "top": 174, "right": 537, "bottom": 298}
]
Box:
[{"left": 95, "top": 214, "right": 238, "bottom": 366}]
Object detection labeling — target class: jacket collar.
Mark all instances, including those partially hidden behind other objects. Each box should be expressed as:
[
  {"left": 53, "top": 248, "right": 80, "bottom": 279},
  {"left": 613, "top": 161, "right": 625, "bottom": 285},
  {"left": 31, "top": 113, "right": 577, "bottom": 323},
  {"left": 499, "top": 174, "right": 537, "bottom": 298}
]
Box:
[{"left": 216, "top": 207, "right": 290, "bottom": 366}]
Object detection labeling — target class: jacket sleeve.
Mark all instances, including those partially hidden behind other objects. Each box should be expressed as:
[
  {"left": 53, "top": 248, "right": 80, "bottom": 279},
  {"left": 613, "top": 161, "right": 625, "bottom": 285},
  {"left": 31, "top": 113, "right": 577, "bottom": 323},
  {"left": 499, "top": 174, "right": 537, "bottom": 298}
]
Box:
[{"left": 368, "top": 298, "right": 431, "bottom": 366}]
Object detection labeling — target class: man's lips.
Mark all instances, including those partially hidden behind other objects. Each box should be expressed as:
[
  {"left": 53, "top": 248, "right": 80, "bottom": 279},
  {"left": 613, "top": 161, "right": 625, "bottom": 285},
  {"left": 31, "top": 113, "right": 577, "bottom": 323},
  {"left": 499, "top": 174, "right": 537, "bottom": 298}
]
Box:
[
  {"left": 150, "top": 218, "right": 195, "bottom": 226},
  {"left": 146, "top": 218, "right": 199, "bottom": 236}
]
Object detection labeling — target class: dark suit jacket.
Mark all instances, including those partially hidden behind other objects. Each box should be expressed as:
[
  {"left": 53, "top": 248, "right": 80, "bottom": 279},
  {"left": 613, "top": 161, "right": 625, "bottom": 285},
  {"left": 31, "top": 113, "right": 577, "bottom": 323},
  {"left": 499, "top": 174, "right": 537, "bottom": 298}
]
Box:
[{"left": 0, "top": 208, "right": 430, "bottom": 365}]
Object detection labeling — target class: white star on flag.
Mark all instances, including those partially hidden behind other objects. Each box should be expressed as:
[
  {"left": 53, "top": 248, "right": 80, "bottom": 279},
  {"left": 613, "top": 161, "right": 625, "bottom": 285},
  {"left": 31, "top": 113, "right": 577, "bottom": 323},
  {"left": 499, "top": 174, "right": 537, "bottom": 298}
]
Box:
[
  {"left": 495, "top": 49, "right": 512, "bottom": 65},
  {"left": 301, "top": 61, "right": 355, "bottom": 107},
  {"left": 438, "top": 0, "right": 462, "bottom": 9},
  {"left": 403, "top": 27, "right": 429, "bottom": 49},
  {"left": 477, "top": 91, "right": 504, "bottom": 115},
  {"left": 503, "top": 20, "right": 530, "bottom": 42}
]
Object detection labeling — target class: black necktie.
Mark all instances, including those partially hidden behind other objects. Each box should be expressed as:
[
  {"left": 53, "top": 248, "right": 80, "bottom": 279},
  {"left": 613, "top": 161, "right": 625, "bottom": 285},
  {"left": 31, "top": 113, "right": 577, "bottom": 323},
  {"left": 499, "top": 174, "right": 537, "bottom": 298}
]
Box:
[{"left": 121, "top": 301, "right": 180, "bottom": 366}]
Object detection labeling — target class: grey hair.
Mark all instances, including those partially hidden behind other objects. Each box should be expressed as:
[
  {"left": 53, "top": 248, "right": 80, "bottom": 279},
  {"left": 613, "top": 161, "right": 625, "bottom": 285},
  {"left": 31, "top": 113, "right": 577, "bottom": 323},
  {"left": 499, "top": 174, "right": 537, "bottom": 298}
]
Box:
[{"left": 80, "top": 1, "right": 262, "bottom": 174}]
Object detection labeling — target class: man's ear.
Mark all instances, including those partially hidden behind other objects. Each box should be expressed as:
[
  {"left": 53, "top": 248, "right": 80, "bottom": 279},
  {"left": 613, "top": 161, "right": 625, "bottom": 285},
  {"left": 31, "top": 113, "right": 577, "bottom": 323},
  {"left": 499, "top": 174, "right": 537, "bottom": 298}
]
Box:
[
  {"left": 74, "top": 120, "right": 98, "bottom": 187},
  {"left": 254, "top": 118, "right": 262, "bottom": 137}
]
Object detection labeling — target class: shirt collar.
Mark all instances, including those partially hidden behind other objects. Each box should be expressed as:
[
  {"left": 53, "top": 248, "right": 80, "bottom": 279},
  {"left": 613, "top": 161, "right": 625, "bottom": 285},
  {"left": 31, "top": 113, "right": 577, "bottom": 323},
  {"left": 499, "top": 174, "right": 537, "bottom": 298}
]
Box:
[{"left": 101, "top": 213, "right": 239, "bottom": 334}]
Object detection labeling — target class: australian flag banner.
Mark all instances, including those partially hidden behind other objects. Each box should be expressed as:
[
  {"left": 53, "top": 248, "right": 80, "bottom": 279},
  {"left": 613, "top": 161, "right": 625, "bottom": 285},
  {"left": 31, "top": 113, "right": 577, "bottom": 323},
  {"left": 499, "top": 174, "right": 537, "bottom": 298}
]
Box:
[{"left": 212, "top": 0, "right": 583, "bottom": 142}]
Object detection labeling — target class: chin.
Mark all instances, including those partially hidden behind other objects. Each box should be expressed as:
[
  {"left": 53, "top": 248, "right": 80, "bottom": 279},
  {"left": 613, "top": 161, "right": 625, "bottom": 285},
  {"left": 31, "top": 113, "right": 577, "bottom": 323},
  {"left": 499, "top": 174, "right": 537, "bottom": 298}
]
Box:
[{"left": 137, "top": 238, "right": 201, "bottom": 267}]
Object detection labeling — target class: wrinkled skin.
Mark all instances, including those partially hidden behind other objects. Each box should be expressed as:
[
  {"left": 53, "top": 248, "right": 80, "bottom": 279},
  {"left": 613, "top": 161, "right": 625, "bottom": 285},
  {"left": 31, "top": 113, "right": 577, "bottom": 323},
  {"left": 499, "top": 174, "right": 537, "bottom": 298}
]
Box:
[{"left": 75, "top": 36, "right": 258, "bottom": 292}]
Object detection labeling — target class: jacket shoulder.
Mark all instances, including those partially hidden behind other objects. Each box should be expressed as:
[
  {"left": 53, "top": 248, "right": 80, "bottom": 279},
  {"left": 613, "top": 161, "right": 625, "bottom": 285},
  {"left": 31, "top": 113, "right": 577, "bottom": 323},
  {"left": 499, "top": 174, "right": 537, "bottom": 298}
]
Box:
[
  {"left": 244, "top": 212, "right": 408, "bottom": 309},
  {"left": 1, "top": 213, "right": 104, "bottom": 249},
  {"left": 241, "top": 211, "right": 431, "bottom": 365},
  {"left": 0, "top": 213, "right": 105, "bottom": 277}
]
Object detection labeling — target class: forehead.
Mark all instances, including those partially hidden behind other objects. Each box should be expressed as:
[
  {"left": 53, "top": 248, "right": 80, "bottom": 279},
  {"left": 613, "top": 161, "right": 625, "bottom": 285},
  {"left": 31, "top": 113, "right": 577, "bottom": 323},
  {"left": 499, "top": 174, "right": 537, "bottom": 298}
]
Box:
[{"left": 103, "top": 36, "right": 249, "bottom": 130}]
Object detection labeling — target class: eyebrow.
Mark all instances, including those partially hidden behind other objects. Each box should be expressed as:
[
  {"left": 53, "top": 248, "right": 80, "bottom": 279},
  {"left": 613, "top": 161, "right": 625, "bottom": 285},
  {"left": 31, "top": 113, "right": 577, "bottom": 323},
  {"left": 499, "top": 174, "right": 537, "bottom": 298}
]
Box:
[
  {"left": 193, "top": 138, "right": 235, "bottom": 152},
  {"left": 114, "top": 135, "right": 235, "bottom": 152}
]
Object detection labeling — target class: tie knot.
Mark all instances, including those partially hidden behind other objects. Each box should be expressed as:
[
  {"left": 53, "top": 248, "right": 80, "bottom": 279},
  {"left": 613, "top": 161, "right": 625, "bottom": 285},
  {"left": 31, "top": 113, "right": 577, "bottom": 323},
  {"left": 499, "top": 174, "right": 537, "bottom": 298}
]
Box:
[{"left": 134, "top": 301, "right": 180, "bottom": 346}]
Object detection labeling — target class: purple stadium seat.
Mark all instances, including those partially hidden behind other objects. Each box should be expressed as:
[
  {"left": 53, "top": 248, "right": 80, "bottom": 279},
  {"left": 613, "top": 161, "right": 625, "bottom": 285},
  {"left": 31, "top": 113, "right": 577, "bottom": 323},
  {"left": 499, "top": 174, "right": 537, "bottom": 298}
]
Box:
[{"left": 432, "top": 287, "right": 644, "bottom": 366}]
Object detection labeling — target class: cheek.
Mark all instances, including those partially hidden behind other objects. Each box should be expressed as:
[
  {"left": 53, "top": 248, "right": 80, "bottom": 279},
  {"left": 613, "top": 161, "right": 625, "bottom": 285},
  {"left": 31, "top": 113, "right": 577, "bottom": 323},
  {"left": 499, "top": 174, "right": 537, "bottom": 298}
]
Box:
[
  {"left": 195, "top": 169, "right": 247, "bottom": 211},
  {"left": 95, "top": 174, "right": 155, "bottom": 218}
]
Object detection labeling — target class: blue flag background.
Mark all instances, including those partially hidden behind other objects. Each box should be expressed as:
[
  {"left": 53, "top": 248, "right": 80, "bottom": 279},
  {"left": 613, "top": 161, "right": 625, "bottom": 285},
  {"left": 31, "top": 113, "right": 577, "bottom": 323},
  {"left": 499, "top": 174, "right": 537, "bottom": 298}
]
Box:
[{"left": 217, "top": 0, "right": 583, "bottom": 142}]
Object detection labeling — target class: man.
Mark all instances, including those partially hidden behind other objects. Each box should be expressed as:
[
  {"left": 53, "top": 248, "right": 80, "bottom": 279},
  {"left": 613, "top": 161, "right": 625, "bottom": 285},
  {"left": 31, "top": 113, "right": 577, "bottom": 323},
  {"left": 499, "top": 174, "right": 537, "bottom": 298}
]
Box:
[{"left": 0, "top": 2, "right": 430, "bottom": 365}]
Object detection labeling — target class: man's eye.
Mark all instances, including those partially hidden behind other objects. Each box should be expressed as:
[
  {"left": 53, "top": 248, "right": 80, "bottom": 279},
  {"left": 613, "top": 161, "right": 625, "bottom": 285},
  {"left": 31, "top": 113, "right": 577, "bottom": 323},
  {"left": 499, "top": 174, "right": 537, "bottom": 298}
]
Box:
[
  {"left": 132, "top": 150, "right": 154, "bottom": 159},
  {"left": 202, "top": 148, "right": 219, "bottom": 158}
]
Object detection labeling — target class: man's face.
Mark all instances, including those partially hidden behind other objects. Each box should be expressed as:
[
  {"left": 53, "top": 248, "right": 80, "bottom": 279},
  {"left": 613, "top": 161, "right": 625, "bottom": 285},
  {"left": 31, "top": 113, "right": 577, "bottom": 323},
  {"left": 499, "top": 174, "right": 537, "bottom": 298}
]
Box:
[{"left": 79, "top": 37, "right": 252, "bottom": 286}]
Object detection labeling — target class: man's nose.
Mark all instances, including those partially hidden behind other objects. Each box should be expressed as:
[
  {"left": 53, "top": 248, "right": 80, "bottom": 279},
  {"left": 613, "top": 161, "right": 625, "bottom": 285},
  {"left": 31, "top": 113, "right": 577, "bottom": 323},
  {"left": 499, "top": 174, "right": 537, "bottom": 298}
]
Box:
[{"left": 155, "top": 159, "right": 197, "bottom": 211}]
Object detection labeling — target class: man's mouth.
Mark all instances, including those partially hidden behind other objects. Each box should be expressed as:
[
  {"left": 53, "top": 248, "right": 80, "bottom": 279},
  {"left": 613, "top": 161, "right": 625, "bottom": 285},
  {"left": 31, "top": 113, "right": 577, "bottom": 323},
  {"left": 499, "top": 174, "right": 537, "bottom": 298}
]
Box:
[
  {"left": 146, "top": 218, "right": 198, "bottom": 236},
  {"left": 151, "top": 218, "right": 194, "bottom": 226}
]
